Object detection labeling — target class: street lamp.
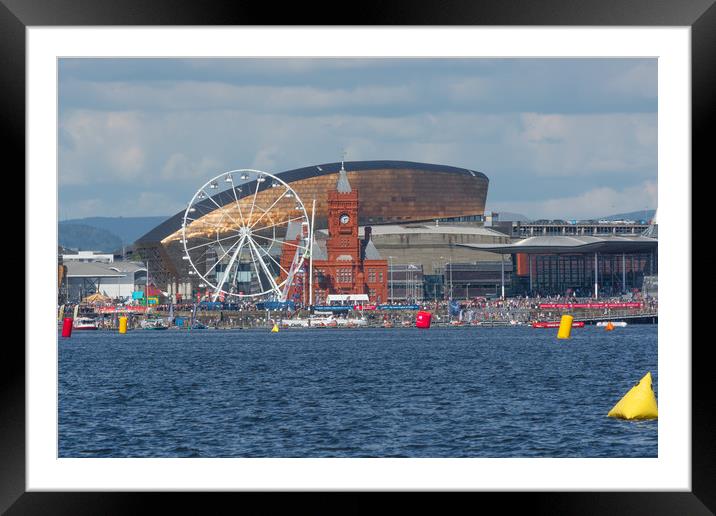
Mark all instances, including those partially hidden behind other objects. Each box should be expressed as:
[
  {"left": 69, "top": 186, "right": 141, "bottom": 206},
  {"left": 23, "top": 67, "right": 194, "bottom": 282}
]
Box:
[
  {"left": 448, "top": 257, "right": 453, "bottom": 301},
  {"left": 388, "top": 256, "right": 395, "bottom": 303}
]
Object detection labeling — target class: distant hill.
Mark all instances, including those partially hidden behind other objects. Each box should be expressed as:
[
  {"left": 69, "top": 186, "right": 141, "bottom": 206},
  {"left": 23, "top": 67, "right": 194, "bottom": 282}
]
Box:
[
  {"left": 60, "top": 216, "right": 169, "bottom": 245},
  {"left": 599, "top": 209, "right": 655, "bottom": 223},
  {"left": 58, "top": 223, "right": 124, "bottom": 253}
]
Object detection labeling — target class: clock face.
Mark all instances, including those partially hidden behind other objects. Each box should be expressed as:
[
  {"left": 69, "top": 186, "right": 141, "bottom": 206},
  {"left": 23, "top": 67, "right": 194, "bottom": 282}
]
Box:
[{"left": 340, "top": 214, "right": 350, "bottom": 224}]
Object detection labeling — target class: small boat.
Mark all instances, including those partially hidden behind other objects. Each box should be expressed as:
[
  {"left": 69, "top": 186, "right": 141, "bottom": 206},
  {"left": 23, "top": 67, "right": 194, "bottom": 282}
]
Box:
[
  {"left": 531, "top": 321, "right": 585, "bottom": 329},
  {"left": 141, "top": 317, "right": 170, "bottom": 330},
  {"left": 596, "top": 321, "right": 627, "bottom": 327},
  {"left": 281, "top": 314, "right": 367, "bottom": 328},
  {"left": 73, "top": 317, "right": 99, "bottom": 330}
]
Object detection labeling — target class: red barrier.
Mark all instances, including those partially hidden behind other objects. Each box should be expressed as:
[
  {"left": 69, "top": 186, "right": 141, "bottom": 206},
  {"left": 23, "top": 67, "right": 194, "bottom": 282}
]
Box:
[
  {"left": 538, "top": 302, "right": 642, "bottom": 309},
  {"left": 97, "top": 306, "right": 148, "bottom": 313},
  {"left": 61, "top": 317, "right": 73, "bottom": 338},
  {"left": 416, "top": 311, "right": 432, "bottom": 329},
  {"left": 353, "top": 305, "right": 377, "bottom": 311},
  {"left": 532, "top": 321, "right": 585, "bottom": 328}
]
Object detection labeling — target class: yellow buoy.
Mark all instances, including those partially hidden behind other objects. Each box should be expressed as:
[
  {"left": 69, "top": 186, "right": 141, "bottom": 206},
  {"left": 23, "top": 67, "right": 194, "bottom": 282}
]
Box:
[
  {"left": 119, "top": 316, "right": 128, "bottom": 334},
  {"left": 607, "top": 372, "right": 658, "bottom": 420},
  {"left": 271, "top": 323, "right": 279, "bottom": 333},
  {"left": 557, "top": 314, "right": 573, "bottom": 339}
]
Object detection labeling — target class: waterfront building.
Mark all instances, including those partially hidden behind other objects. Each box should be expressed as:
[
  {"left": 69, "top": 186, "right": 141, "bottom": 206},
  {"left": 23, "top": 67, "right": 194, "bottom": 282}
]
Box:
[
  {"left": 458, "top": 233, "right": 658, "bottom": 298},
  {"left": 61, "top": 250, "right": 115, "bottom": 263},
  {"left": 510, "top": 219, "right": 652, "bottom": 238},
  {"left": 133, "top": 160, "right": 489, "bottom": 297},
  {"left": 316, "top": 223, "right": 513, "bottom": 300},
  {"left": 62, "top": 261, "right": 148, "bottom": 303},
  {"left": 278, "top": 163, "right": 389, "bottom": 304}
]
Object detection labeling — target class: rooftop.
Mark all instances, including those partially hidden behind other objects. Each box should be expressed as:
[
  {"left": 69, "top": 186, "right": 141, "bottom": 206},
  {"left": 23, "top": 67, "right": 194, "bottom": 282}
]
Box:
[
  {"left": 316, "top": 224, "right": 508, "bottom": 238},
  {"left": 457, "top": 234, "right": 658, "bottom": 254},
  {"left": 65, "top": 260, "right": 146, "bottom": 278}
]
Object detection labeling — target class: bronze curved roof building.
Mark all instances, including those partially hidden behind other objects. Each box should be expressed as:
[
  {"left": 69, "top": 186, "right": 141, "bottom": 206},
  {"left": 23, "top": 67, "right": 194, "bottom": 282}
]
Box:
[{"left": 134, "top": 160, "right": 489, "bottom": 291}]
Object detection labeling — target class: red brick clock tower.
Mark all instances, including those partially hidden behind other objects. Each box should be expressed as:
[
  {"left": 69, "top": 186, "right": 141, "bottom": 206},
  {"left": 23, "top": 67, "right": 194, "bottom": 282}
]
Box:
[
  {"left": 324, "top": 162, "right": 365, "bottom": 294},
  {"left": 326, "top": 164, "right": 360, "bottom": 262},
  {"left": 279, "top": 161, "right": 388, "bottom": 304}
]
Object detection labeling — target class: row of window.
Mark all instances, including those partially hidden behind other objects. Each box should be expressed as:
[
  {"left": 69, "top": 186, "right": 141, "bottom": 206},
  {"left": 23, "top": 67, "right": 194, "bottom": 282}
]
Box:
[
  {"left": 313, "top": 267, "right": 386, "bottom": 285},
  {"left": 367, "top": 269, "right": 384, "bottom": 283}
]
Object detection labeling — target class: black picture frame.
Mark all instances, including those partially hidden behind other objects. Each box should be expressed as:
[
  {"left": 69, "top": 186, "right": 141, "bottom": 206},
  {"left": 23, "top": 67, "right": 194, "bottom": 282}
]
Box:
[{"left": 6, "top": 0, "right": 709, "bottom": 513}]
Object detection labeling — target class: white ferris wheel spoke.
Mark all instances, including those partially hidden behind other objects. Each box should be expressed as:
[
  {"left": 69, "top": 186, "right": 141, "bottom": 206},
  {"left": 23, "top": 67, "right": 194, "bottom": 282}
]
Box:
[
  {"left": 251, "top": 240, "right": 291, "bottom": 278},
  {"left": 246, "top": 238, "right": 266, "bottom": 294},
  {"left": 249, "top": 237, "right": 281, "bottom": 296},
  {"left": 212, "top": 234, "right": 247, "bottom": 301},
  {"left": 229, "top": 179, "right": 247, "bottom": 228},
  {"left": 253, "top": 215, "right": 306, "bottom": 235},
  {"left": 250, "top": 188, "right": 289, "bottom": 230},
  {"left": 203, "top": 235, "right": 243, "bottom": 278},
  {"left": 251, "top": 232, "right": 306, "bottom": 251},
  {"left": 186, "top": 232, "right": 242, "bottom": 252},
  {"left": 246, "top": 175, "right": 262, "bottom": 226},
  {"left": 203, "top": 188, "right": 241, "bottom": 229}
]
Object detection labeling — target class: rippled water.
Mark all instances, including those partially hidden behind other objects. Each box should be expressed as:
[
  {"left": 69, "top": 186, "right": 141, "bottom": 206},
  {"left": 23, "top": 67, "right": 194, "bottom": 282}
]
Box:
[{"left": 58, "top": 325, "right": 657, "bottom": 457}]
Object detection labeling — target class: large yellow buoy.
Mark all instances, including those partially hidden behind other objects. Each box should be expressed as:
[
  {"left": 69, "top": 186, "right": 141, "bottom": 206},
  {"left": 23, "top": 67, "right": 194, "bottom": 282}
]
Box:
[
  {"left": 119, "top": 316, "right": 128, "bottom": 334},
  {"left": 607, "top": 372, "right": 658, "bottom": 420},
  {"left": 557, "top": 314, "right": 573, "bottom": 339},
  {"left": 271, "top": 323, "right": 279, "bottom": 333}
]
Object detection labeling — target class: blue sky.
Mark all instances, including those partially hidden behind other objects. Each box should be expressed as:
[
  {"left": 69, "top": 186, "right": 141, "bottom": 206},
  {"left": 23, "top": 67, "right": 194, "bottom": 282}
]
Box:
[{"left": 58, "top": 58, "right": 657, "bottom": 220}]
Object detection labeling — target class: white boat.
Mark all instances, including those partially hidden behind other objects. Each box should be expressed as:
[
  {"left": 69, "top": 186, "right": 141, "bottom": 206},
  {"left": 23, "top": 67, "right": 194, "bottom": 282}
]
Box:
[
  {"left": 596, "top": 321, "right": 628, "bottom": 327},
  {"left": 140, "top": 317, "right": 170, "bottom": 330},
  {"left": 73, "top": 317, "right": 99, "bottom": 330},
  {"left": 281, "top": 314, "right": 367, "bottom": 328}
]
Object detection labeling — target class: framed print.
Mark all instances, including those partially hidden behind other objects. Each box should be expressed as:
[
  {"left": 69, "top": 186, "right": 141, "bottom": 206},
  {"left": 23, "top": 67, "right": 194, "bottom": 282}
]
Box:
[{"left": 6, "top": 0, "right": 712, "bottom": 513}]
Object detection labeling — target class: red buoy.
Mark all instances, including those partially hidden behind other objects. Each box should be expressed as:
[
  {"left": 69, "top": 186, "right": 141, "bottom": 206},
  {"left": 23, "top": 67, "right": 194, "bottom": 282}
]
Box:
[
  {"left": 61, "top": 317, "right": 74, "bottom": 338},
  {"left": 416, "top": 311, "right": 432, "bottom": 329}
]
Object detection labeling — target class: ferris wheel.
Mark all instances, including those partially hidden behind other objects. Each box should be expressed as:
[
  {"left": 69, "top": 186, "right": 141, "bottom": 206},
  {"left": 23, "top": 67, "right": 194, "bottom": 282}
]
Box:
[{"left": 181, "top": 169, "right": 311, "bottom": 301}]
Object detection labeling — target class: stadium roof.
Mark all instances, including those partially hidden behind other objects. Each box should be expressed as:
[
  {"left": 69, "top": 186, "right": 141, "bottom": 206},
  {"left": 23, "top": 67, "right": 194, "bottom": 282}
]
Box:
[
  {"left": 136, "top": 160, "right": 488, "bottom": 244},
  {"left": 65, "top": 261, "right": 126, "bottom": 278},
  {"left": 65, "top": 261, "right": 146, "bottom": 278},
  {"left": 456, "top": 235, "right": 658, "bottom": 254},
  {"left": 316, "top": 224, "right": 508, "bottom": 238}
]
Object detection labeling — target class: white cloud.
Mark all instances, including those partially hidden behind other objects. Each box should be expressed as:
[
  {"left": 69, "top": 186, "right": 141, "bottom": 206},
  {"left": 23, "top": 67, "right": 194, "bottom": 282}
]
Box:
[
  {"left": 488, "top": 180, "right": 657, "bottom": 220},
  {"left": 518, "top": 113, "right": 657, "bottom": 176},
  {"left": 123, "top": 192, "right": 185, "bottom": 217},
  {"left": 60, "top": 111, "right": 148, "bottom": 184},
  {"left": 160, "top": 153, "right": 223, "bottom": 182},
  {"left": 605, "top": 61, "right": 658, "bottom": 100},
  {"left": 65, "top": 80, "right": 417, "bottom": 113},
  {"left": 251, "top": 146, "right": 281, "bottom": 171},
  {"left": 58, "top": 59, "right": 657, "bottom": 218}
]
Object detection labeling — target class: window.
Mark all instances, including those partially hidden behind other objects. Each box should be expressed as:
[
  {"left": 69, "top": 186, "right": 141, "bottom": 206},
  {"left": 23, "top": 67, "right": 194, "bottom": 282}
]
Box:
[{"left": 336, "top": 268, "right": 352, "bottom": 284}]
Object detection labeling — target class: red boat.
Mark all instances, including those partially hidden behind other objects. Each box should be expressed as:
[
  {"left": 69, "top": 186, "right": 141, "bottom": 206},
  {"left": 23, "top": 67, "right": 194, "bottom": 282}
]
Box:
[{"left": 531, "top": 321, "right": 585, "bottom": 329}]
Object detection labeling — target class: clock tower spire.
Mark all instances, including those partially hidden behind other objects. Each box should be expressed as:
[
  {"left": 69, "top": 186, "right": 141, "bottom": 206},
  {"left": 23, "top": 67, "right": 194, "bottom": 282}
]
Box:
[{"left": 326, "top": 161, "right": 360, "bottom": 269}]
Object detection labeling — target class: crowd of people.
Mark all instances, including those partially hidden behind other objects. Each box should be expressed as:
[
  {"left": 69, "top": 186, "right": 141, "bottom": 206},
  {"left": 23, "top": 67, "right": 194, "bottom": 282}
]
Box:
[{"left": 62, "top": 291, "right": 657, "bottom": 326}]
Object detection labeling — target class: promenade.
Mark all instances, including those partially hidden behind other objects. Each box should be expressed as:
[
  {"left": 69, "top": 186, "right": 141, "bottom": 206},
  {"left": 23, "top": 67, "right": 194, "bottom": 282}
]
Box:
[{"left": 60, "top": 295, "right": 658, "bottom": 330}]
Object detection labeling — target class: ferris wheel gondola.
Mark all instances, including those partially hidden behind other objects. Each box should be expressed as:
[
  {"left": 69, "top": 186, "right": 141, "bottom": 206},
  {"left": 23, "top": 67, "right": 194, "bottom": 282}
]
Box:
[{"left": 181, "top": 169, "right": 310, "bottom": 301}]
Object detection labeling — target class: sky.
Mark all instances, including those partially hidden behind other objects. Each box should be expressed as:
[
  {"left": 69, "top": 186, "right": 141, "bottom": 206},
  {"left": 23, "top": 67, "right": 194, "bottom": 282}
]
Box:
[{"left": 58, "top": 58, "right": 657, "bottom": 221}]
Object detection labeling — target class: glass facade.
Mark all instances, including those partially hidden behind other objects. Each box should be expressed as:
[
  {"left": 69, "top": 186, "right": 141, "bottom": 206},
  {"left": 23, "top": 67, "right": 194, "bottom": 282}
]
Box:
[{"left": 513, "top": 251, "right": 657, "bottom": 297}]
